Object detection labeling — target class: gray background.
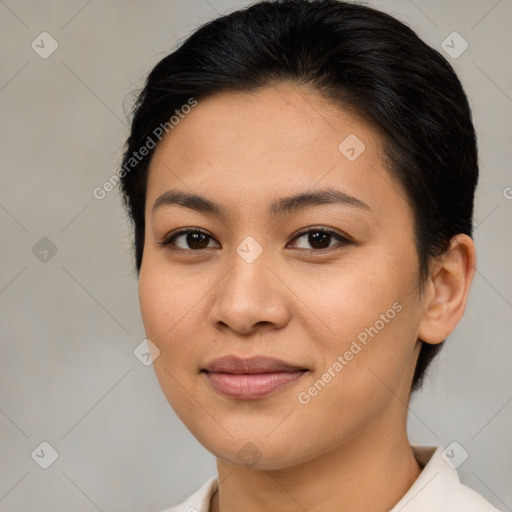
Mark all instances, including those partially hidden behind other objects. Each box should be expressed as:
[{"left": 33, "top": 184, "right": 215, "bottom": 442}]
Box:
[{"left": 0, "top": 0, "right": 511, "bottom": 511}]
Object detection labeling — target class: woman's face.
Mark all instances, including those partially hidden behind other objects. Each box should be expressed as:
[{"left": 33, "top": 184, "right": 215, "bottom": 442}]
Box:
[{"left": 138, "top": 84, "right": 426, "bottom": 469}]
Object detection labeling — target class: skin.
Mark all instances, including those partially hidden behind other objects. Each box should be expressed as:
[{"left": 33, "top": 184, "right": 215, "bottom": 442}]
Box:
[{"left": 138, "top": 83, "right": 476, "bottom": 512}]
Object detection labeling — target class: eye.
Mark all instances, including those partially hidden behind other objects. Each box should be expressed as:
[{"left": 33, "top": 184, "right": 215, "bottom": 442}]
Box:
[
  {"left": 158, "top": 227, "right": 352, "bottom": 253},
  {"left": 288, "top": 227, "right": 352, "bottom": 251},
  {"left": 158, "top": 229, "right": 220, "bottom": 251}
]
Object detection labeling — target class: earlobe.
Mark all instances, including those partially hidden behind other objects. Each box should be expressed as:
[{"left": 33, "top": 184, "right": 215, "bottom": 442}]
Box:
[{"left": 417, "top": 234, "right": 477, "bottom": 345}]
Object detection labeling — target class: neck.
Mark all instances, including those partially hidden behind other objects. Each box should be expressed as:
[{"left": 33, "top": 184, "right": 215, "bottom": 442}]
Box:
[{"left": 210, "top": 416, "right": 422, "bottom": 512}]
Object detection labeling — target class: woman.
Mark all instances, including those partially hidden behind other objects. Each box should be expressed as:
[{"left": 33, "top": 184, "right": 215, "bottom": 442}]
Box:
[{"left": 119, "top": 1, "right": 501, "bottom": 510}]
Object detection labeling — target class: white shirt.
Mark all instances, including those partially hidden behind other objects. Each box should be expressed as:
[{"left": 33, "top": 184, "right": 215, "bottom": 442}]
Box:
[{"left": 160, "top": 445, "right": 502, "bottom": 512}]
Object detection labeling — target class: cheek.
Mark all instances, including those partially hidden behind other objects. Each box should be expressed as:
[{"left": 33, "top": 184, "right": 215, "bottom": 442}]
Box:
[
  {"left": 299, "top": 250, "right": 413, "bottom": 344},
  {"left": 139, "top": 253, "right": 192, "bottom": 334},
  {"left": 304, "top": 249, "right": 420, "bottom": 390},
  {"left": 138, "top": 256, "right": 195, "bottom": 363},
  {"left": 138, "top": 257, "right": 204, "bottom": 415},
  {"left": 293, "top": 292, "right": 418, "bottom": 449},
  {"left": 138, "top": 263, "right": 169, "bottom": 341}
]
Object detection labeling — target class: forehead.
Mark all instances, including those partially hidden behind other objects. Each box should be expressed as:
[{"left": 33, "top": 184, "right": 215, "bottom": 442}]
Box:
[
  {"left": 152, "top": 83, "right": 380, "bottom": 163},
  {"left": 146, "top": 84, "right": 407, "bottom": 219}
]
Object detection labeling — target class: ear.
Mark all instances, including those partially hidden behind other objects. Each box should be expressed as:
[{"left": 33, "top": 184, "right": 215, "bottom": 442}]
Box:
[{"left": 418, "top": 234, "right": 476, "bottom": 344}]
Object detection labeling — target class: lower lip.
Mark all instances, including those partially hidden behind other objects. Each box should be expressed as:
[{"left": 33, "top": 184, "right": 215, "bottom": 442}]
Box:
[{"left": 203, "top": 371, "right": 308, "bottom": 399}]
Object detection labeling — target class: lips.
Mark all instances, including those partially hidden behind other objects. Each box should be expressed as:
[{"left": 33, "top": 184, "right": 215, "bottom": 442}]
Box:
[
  {"left": 201, "top": 355, "right": 309, "bottom": 399},
  {"left": 202, "top": 355, "right": 308, "bottom": 374}
]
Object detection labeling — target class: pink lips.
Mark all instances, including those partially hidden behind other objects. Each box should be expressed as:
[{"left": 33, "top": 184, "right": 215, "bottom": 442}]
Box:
[{"left": 202, "top": 355, "right": 309, "bottom": 399}]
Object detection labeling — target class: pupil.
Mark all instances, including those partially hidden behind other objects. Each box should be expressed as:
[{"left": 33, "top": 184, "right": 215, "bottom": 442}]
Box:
[
  {"left": 309, "top": 231, "right": 330, "bottom": 249},
  {"left": 187, "top": 232, "right": 209, "bottom": 249}
]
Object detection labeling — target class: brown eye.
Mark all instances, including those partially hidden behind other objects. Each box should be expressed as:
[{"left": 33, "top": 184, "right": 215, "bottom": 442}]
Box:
[
  {"left": 159, "top": 229, "right": 220, "bottom": 251},
  {"left": 290, "top": 228, "right": 352, "bottom": 251}
]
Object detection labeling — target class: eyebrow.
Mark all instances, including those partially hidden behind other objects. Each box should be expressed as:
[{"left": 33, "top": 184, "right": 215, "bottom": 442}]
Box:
[{"left": 152, "top": 187, "right": 371, "bottom": 218}]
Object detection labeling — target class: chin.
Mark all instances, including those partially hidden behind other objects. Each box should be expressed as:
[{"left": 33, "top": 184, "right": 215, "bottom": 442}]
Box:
[{"left": 193, "top": 429, "right": 318, "bottom": 470}]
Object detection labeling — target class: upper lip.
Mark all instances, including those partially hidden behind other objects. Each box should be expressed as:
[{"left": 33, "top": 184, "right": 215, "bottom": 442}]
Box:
[{"left": 202, "top": 355, "right": 308, "bottom": 374}]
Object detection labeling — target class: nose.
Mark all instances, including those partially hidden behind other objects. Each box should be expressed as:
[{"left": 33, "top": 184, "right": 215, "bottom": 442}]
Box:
[{"left": 208, "top": 243, "right": 291, "bottom": 336}]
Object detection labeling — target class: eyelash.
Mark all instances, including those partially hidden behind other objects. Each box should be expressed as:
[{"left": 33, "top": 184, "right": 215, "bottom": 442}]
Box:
[{"left": 158, "top": 227, "right": 353, "bottom": 253}]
